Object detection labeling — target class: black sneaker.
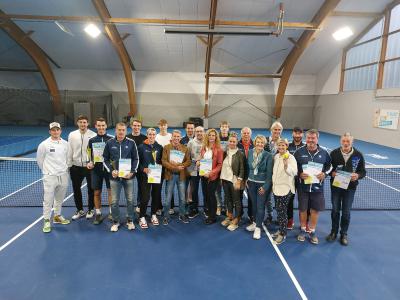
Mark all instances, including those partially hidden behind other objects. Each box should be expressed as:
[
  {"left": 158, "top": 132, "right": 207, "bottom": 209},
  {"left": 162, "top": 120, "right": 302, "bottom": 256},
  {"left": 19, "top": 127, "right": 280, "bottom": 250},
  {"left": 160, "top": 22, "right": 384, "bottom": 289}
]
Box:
[
  {"left": 179, "top": 215, "right": 189, "bottom": 224},
  {"left": 188, "top": 211, "right": 199, "bottom": 219},
  {"left": 326, "top": 232, "right": 337, "bottom": 242},
  {"left": 340, "top": 234, "right": 348, "bottom": 246},
  {"left": 93, "top": 214, "right": 103, "bottom": 225},
  {"left": 204, "top": 218, "right": 216, "bottom": 225}
]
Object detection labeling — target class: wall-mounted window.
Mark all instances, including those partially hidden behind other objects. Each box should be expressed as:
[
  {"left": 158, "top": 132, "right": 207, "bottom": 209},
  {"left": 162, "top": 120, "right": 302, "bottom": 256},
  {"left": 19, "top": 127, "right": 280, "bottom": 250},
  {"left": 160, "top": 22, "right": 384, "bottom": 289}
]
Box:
[{"left": 341, "top": 4, "right": 400, "bottom": 91}]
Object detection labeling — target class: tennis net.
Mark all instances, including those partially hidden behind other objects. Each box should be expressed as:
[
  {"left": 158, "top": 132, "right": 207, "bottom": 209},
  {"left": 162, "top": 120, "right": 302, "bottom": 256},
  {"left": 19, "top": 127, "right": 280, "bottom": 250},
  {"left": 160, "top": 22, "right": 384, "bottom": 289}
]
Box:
[{"left": 0, "top": 157, "right": 400, "bottom": 210}]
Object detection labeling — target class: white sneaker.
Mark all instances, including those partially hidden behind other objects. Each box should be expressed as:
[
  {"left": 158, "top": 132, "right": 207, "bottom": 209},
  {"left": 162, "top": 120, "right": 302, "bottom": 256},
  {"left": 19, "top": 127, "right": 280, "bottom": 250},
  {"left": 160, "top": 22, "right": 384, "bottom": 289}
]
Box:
[
  {"left": 110, "top": 222, "right": 120, "bottom": 232},
  {"left": 151, "top": 215, "right": 159, "bottom": 226},
  {"left": 126, "top": 221, "right": 135, "bottom": 231},
  {"left": 72, "top": 210, "right": 85, "bottom": 220},
  {"left": 86, "top": 210, "right": 94, "bottom": 219},
  {"left": 253, "top": 227, "right": 261, "bottom": 240},
  {"left": 168, "top": 208, "right": 175, "bottom": 215},
  {"left": 227, "top": 223, "right": 238, "bottom": 231},
  {"left": 246, "top": 222, "right": 256, "bottom": 232},
  {"left": 139, "top": 217, "right": 148, "bottom": 229}
]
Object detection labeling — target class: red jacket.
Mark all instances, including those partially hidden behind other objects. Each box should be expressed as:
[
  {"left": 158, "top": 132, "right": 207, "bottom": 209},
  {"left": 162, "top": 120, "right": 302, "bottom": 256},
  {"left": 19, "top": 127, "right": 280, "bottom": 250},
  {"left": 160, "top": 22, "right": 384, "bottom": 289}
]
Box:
[{"left": 200, "top": 145, "right": 223, "bottom": 181}]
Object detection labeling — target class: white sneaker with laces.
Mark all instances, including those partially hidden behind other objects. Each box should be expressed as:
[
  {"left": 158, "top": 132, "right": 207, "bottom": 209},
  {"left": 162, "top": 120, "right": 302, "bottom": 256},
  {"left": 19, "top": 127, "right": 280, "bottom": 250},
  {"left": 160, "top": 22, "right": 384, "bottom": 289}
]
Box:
[
  {"left": 110, "top": 223, "right": 120, "bottom": 232},
  {"left": 72, "top": 210, "right": 85, "bottom": 220},
  {"left": 151, "top": 215, "right": 159, "bottom": 226},
  {"left": 86, "top": 210, "right": 94, "bottom": 219},
  {"left": 126, "top": 221, "right": 135, "bottom": 231},
  {"left": 246, "top": 222, "right": 256, "bottom": 232},
  {"left": 139, "top": 217, "right": 148, "bottom": 229},
  {"left": 253, "top": 227, "right": 261, "bottom": 240}
]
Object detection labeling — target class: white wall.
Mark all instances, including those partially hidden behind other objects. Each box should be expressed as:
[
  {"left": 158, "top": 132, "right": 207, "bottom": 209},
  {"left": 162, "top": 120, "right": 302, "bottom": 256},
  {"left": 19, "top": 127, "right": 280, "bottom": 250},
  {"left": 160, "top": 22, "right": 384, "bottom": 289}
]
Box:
[{"left": 314, "top": 90, "right": 400, "bottom": 148}]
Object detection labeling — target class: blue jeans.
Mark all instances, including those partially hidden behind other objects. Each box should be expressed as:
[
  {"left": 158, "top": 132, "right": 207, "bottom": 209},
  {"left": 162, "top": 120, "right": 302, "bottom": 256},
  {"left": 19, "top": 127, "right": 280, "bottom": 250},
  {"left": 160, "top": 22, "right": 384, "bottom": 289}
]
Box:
[
  {"left": 331, "top": 187, "right": 356, "bottom": 235},
  {"left": 110, "top": 178, "right": 136, "bottom": 223},
  {"left": 164, "top": 174, "right": 187, "bottom": 219},
  {"left": 248, "top": 181, "right": 269, "bottom": 228}
]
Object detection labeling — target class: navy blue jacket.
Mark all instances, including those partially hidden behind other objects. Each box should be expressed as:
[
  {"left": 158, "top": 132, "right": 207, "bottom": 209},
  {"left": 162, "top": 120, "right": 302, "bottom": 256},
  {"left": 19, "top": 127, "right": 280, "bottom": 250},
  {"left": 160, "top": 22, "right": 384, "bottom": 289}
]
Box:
[
  {"left": 294, "top": 145, "right": 331, "bottom": 192},
  {"left": 87, "top": 134, "right": 113, "bottom": 172},
  {"left": 180, "top": 135, "right": 194, "bottom": 146},
  {"left": 288, "top": 140, "right": 304, "bottom": 155},
  {"left": 138, "top": 141, "right": 163, "bottom": 179},
  {"left": 103, "top": 137, "right": 139, "bottom": 179}
]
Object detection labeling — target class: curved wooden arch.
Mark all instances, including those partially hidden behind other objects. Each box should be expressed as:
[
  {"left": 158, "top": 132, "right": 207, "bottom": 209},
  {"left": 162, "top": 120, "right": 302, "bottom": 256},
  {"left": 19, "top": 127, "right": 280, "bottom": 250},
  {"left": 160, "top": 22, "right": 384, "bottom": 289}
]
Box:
[{"left": 0, "top": 10, "right": 63, "bottom": 115}]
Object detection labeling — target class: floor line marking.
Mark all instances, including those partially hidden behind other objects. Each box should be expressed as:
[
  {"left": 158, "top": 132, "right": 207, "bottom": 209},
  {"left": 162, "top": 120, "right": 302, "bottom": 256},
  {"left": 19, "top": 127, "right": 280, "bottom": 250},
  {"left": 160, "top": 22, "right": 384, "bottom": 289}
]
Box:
[
  {"left": 262, "top": 224, "right": 308, "bottom": 300},
  {"left": 0, "top": 184, "right": 87, "bottom": 253},
  {"left": 0, "top": 178, "right": 43, "bottom": 203}
]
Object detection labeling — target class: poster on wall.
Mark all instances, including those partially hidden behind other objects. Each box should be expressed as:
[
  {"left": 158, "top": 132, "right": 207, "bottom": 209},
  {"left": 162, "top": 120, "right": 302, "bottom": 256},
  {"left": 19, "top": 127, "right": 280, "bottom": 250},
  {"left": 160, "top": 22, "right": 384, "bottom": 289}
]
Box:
[{"left": 373, "top": 109, "right": 399, "bottom": 130}]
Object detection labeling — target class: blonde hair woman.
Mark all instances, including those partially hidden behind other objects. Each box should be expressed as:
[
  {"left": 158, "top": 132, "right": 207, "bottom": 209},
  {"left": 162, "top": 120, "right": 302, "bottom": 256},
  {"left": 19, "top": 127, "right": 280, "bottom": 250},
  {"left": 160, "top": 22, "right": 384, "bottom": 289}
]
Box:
[
  {"left": 272, "top": 138, "right": 297, "bottom": 245},
  {"left": 197, "top": 129, "right": 223, "bottom": 224}
]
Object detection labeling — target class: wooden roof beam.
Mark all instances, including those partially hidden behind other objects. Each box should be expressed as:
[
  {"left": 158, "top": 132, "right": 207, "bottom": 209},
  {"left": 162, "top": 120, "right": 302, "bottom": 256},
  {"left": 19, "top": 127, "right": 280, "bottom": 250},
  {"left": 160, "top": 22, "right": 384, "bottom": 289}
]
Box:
[
  {"left": 0, "top": 9, "right": 63, "bottom": 115},
  {"left": 204, "top": 0, "right": 218, "bottom": 119},
  {"left": 1, "top": 14, "right": 319, "bottom": 30},
  {"left": 274, "top": 0, "right": 341, "bottom": 119},
  {"left": 92, "top": 0, "right": 137, "bottom": 117},
  {"left": 209, "top": 73, "right": 281, "bottom": 79}
]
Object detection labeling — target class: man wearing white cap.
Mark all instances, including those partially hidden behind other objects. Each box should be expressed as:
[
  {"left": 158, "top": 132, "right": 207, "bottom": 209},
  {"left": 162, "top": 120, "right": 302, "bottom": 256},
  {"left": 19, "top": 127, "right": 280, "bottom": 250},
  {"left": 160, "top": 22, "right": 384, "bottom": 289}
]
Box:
[{"left": 37, "top": 122, "right": 71, "bottom": 233}]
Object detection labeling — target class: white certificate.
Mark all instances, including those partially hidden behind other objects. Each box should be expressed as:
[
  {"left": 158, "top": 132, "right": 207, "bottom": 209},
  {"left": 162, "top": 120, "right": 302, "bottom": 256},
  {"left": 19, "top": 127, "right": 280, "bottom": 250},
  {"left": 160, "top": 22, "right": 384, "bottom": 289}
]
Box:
[
  {"left": 118, "top": 159, "right": 131, "bottom": 178},
  {"left": 332, "top": 170, "right": 351, "bottom": 190},
  {"left": 148, "top": 164, "right": 162, "bottom": 184},
  {"left": 199, "top": 159, "right": 212, "bottom": 176},
  {"left": 303, "top": 162, "right": 323, "bottom": 184},
  {"left": 170, "top": 150, "right": 184, "bottom": 164},
  {"left": 92, "top": 142, "right": 106, "bottom": 163}
]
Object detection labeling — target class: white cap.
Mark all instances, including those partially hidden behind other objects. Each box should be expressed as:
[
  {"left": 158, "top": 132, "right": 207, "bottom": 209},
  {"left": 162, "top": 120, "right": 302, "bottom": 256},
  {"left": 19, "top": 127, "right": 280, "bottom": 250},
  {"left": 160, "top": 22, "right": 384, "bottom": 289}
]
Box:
[{"left": 49, "top": 122, "right": 61, "bottom": 129}]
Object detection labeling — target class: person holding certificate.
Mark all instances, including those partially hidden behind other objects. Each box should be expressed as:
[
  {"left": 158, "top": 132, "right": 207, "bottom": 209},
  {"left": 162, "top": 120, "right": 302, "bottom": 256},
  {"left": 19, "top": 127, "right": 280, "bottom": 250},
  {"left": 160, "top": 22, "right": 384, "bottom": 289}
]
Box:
[
  {"left": 326, "top": 133, "right": 366, "bottom": 246},
  {"left": 161, "top": 130, "right": 191, "bottom": 225},
  {"left": 220, "top": 132, "right": 245, "bottom": 231},
  {"left": 198, "top": 129, "right": 224, "bottom": 225},
  {"left": 137, "top": 128, "right": 163, "bottom": 228},
  {"left": 87, "top": 117, "right": 113, "bottom": 225},
  {"left": 294, "top": 129, "right": 331, "bottom": 245},
  {"left": 271, "top": 139, "right": 298, "bottom": 245},
  {"left": 103, "top": 122, "right": 139, "bottom": 232},
  {"left": 245, "top": 135, "right": 273, "bottom": 240}
]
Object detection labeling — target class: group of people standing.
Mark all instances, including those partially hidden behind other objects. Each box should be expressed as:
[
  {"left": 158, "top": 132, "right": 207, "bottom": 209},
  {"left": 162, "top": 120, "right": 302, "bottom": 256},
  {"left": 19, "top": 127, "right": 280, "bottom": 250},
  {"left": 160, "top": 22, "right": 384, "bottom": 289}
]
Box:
[{"left": 37, "top": 115, "right": 366, "bottom": 246}]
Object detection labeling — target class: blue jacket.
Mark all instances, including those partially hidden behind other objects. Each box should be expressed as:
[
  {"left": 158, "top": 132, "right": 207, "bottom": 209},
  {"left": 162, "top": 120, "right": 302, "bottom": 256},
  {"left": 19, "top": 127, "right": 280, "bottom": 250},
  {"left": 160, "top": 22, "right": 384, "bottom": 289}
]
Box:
[
  {"left": 103, "top": 137, "right": 139, "bottom": 179},
  {"left": 246, "top": 149, "right": 273, "bottom": 192},
  {"left": 138, "top": 141, "right": 163, "bottom": 179},
  {"left": 294, "top": 145, "right": 332, "bottom": 192}
]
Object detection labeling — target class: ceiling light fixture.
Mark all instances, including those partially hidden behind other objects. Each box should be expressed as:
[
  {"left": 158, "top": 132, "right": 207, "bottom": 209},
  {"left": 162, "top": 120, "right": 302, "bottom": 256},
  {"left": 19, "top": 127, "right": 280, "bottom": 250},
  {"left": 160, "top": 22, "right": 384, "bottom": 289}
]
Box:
[
  {"left": 84, "top": 23, "right": 101, "bottom": 38},
  {"left": 55, "top": 21, "right": 74, "bottom": 36},
  {"left": 332, "top": 26, "right": 353, "bottom": 41}
]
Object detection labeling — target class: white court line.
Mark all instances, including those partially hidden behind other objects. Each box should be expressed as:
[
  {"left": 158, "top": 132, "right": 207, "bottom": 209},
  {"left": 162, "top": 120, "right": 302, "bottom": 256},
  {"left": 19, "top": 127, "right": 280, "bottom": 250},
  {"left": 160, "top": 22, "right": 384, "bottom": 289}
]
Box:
[
  {"left": 365, "top": 176, "right": 400, "bottom": 192},
  {"left": 0, "top": 183, "right": 87, "bottom": 253},
  {"left": 262, "top": 224, "right": 308, "bottom": 300},
  {"left": 0, "top": 178, "right": 43, "bottom": 203}
]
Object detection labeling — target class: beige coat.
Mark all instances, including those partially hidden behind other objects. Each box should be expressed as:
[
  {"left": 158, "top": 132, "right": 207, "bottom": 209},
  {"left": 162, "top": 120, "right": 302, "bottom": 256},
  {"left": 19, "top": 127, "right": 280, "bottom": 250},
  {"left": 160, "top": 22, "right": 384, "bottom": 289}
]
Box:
[{"left": 272, "top": 152, "right": 298, "bottom": 196}]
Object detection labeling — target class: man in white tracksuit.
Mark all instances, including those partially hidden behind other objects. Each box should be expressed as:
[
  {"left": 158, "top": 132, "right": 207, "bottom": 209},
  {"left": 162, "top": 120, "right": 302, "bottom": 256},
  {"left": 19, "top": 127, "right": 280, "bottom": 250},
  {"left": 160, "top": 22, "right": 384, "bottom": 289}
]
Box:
[
  {"left": 37, "top": 122, "right": 71, "bottom": 233},
  {"left": 67, "top": 115, "right": 96, "bottom": 220}
]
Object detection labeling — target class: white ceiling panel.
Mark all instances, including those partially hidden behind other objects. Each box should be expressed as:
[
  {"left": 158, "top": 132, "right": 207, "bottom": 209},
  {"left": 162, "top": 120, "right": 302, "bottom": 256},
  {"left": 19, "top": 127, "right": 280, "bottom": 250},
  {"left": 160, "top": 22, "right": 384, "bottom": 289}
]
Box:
[
  {"left": 13, "top": 21, "right": 122, "bottom": 70},
  {"left": 0, "top": 30, "right": 36, "bottom": 69},
  {"left": 0, "top": 0, "right": 98, "bottom": 16}
]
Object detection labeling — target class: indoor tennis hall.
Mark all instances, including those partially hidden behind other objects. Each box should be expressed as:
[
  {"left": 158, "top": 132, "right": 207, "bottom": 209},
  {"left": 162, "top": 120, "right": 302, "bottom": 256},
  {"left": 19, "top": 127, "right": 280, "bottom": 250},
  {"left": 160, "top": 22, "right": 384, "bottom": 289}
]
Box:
[{"left": 1, "top": 1, "right": 400, "bottom": 300}]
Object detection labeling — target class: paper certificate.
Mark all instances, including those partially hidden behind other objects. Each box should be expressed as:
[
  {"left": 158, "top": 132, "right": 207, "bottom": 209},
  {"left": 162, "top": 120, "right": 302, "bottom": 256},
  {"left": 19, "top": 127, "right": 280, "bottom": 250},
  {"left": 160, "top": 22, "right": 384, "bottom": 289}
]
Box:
[
  {"left": 147, "top": 164, "right": 162, "bottom": 184},
  {"left": 170, "top": 150, "right": 184, "bottom": 164},
  {"left": 303, "top": 162, "right": 323, "bottom": 184},
  {"left": 92, "top": 142, "right": 106, "bottom": 163},
  {"left": 199, "top": 159, "right": 212, "bottom": 176},
  {"left": 332, "top": 170, "right": 351, "bottom": 189},
  {"left": 118, "top": 159, "right": 131, "bottom": 177}
]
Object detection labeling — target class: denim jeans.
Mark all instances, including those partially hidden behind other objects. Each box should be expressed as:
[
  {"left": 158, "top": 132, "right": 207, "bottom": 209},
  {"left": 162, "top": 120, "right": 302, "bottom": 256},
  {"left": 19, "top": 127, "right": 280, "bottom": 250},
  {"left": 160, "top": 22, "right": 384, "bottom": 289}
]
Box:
[
  {"left": 164, "top": 174, "right": 187, "bottom": 219},
  {"left": 248, "top": 181, "right": 270, "bottom": 227},
  {"left": 331, "top": 187, "right": 356, "bottom": 235},
  {"left": 110, "top": 178, "right": 136, "bottom": 223}
]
